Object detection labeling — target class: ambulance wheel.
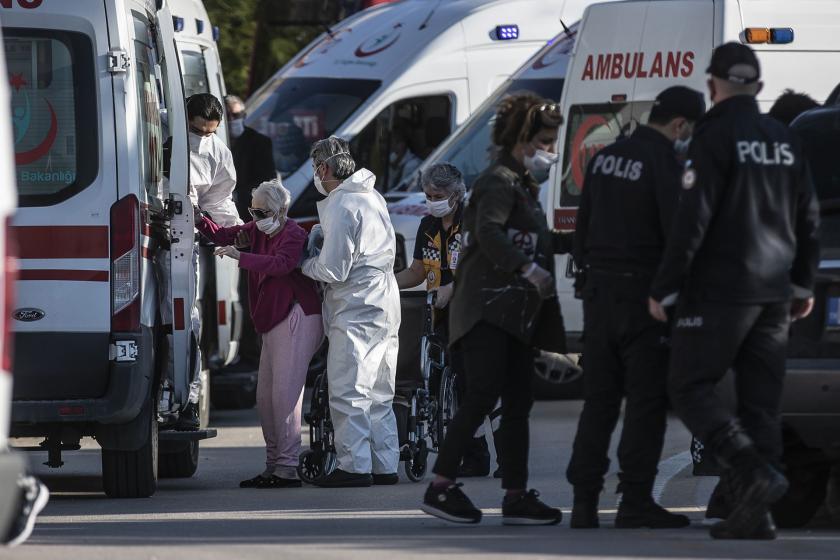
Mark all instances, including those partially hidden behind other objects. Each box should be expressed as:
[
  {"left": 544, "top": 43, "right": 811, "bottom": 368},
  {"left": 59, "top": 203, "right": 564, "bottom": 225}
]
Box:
[
  {"left": 102, "top": 398, "right": 158, "bottom": 498},
  {"left": 158, "top": 441, "right": 199, "bottom": 479},
  {"left": 404, "top": 441, "right": 428, "bottom": 482}
]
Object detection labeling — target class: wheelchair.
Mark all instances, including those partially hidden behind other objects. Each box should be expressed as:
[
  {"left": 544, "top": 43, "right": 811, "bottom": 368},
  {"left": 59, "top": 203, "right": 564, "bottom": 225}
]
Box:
[{"left": 298, "top": 291, "right": 458, "bottom": 484}]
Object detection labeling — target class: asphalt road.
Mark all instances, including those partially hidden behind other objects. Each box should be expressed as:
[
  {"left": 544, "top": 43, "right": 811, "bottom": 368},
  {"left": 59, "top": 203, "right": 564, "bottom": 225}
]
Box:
[{"left": 6, "top": 400, "right": 839, "bottom": 559}]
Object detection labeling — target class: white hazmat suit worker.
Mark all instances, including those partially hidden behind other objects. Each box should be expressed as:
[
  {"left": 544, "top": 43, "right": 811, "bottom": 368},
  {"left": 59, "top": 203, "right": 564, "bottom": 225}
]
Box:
[{"left": 302, "top": 137, "right": 401, "bottom": 488}]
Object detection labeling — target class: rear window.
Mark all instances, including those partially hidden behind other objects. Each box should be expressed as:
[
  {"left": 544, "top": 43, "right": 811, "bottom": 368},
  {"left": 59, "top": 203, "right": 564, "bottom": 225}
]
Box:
[
  {"left": 559, "top": 101, "right": 653, "bottom": 208},
  {"left": 4, "top": 29, "right": 97, "bottom": 206},
  {"left": 180, "top": 48, "right": 210, "bottom": 98}
]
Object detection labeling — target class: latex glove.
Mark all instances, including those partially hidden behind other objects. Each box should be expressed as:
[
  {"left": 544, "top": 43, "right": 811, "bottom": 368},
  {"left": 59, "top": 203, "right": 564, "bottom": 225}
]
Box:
[
  {"left": 214, "top": 246, "right": 240, "bottom": 260},
  {"left": 433, "top": 283, "right": 455, "bottom": 309},
  {"left": 521, "top": 263, "right": 554, "bottom": 299}
]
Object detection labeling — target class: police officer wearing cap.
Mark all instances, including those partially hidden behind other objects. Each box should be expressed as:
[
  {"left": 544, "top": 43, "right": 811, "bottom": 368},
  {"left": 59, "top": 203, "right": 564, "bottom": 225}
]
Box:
[
  {"left": 567, "top": 86, "right": 705, "bottom": 530},
  {"left": 648, "top": 43, "right": 820, "bottom": 540}
]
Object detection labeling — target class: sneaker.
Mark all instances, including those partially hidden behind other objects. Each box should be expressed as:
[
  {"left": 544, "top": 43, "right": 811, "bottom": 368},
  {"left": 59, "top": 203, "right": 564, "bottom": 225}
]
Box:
[
  {"left": 710, "top": 512, "right": 777, "bottom": 540},
  {"left": 615, "top": 497, "right": 690, "bottom": 529},
  {"left": 312, "top": 469, "right": 372, "bottom": 488},
  {"left": 570, "top": 494, "right": 600, "bottom": 529},
  {"left": 4, "top": 477, "right": 49, "bottom": 547},
  {"left": 372, "top": 473, "right": 399, "bottom": 486},
  {"left": 421, "top": 482, "right": 482, "bottom": 524},
  {"left": 502, "top": 489, "right": 562, "bottom": 526}
]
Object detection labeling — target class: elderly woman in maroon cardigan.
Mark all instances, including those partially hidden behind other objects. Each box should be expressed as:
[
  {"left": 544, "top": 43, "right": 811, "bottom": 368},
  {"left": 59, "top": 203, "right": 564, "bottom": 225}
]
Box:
[{"left": 197, "top": 179, "right": 323, "bottom": 488}]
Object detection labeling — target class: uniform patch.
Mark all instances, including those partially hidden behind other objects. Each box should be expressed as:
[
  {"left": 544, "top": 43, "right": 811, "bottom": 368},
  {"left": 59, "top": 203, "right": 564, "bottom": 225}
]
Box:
[{"left": 682, "top": 169, "right": 697, "bottom": 190}]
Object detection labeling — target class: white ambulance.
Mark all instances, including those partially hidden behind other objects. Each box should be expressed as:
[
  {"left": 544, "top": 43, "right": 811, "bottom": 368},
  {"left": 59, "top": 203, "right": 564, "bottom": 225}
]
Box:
[
  {"left": 169, "top": 0, "right": 241, "bottom": 380},
  {"left": 0, "top": 23, "right": 27, "bottom": 538},
  {"left": 246, "top": 0, "right": 593, "bottom": 222},
  {"left": 548, "top": 0, "right": 840, "bottom": 343},
  {"left": 3, "top": 0, "right": 213, "bottom": 498}
]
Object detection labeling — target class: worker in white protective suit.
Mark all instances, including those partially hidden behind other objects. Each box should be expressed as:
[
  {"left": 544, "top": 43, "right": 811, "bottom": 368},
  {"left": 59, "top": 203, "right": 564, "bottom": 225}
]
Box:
[
  {"left": 302, "top": 136, "right": 401, "bottom": 488},
  {"left": 178, "top": 93, "right": 242, "bottom": 430}
]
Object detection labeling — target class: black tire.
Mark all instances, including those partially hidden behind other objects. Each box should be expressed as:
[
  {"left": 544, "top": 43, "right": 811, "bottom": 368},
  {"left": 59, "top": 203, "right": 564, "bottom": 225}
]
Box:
[
  {"left": 435, "top": 367, "right": 458, "bottom": 449},
  {"left": 533, "top": 351, "right": 584, "bottom": 400},
  {"left": 159, "top": 441, "right": 199, "bottom": 479},
  {"left": 101, "top": 401, "right": 158, "bottom": 498},
  {"left": 404, "top": 440, "right": 428, "bottom": 482},
  {"left": 211, "top": 385, "right": 257, "bottom": 410},
  {"left": 297, "top": 450, "right": 337, "bottom": 484}
]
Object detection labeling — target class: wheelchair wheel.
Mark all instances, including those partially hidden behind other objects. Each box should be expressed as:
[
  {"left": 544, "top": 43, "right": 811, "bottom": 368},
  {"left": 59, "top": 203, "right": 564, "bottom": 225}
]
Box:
[
  {"left": 297, "top": 449, "right": 337, "bottom": 484},
  {"left": 404, "top": 440, "right": 429, "bottom": 482},
  {"left": 436, "top": 366, "right": 458, "bottom": 447}
]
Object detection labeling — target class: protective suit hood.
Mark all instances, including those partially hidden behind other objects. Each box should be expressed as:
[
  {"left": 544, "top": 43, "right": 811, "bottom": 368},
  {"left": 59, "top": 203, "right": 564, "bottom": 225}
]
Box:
[{"left": 333, "top": 168, "right": 376, "bottom": 194}]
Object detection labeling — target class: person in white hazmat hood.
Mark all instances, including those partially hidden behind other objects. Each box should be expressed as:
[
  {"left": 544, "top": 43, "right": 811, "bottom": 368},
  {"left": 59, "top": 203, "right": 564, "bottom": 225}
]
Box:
[
  {"left": 302, "top": 137, "right": 401, "bottom": 488},
  {"left": 180, "top": 93, "right": 241, "bottom": 429}
]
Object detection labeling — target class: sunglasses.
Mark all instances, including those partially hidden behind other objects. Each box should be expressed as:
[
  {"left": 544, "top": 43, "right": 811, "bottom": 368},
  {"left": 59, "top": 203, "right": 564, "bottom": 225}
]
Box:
[{"left": 248, "top": 207, "right": 273, "bottom": 220}]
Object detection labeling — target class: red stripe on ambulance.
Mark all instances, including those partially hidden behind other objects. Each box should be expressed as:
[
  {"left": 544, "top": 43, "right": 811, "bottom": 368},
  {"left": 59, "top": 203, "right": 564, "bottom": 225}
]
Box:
[{"left": 13, "top": 226, "right": 109, "bottom": 259}]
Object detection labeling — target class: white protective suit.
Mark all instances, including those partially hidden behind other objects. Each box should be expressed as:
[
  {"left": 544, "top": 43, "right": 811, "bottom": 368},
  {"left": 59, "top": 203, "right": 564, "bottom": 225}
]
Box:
[
  {"left": 189, "top": 132, "right": 241, "bottom": 226},
  {"left": 302, "top": 168, "right": 401, "bottom": 475}
]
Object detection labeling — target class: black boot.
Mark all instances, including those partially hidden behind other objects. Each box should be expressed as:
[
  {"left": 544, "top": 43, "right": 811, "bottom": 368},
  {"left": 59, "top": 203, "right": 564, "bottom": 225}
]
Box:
[
  {"left": 570, "top": 488, "right": 600, "bottom": 529},
  {"left": 705, "top": 474, "right": 734, "bottom": 521},
  {"left": 708, "top": 423, "right": 788, "bottom": 539},
  {"left": 710, "top": 512, "right": 777, "bottom": 540},
  {"left": 615, "top": 496, "right": 691, "bottom": 529},
  {"left": 458, "top": 437, "right": 490, "bottom": 477}
]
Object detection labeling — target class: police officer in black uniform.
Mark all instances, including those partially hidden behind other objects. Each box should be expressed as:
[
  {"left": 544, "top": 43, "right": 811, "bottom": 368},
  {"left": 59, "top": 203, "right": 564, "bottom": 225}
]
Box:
[
  {"left": 648, "top": 43, "right": 820, "bottom": 540},
  {"left": 567, "top": 87, "right": 705, "bottom": 529}
]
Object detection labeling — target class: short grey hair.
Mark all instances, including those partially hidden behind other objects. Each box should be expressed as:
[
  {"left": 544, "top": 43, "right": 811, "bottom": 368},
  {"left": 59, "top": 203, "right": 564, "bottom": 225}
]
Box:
[
  {"left": 252, "top": 179, "right": 291, "bottom": 217},
  {"left": 224, "top": 94, "right": 245, "bottom": 109},
  {"left": 421, "top": 162, "right": 466, "bottom": 201},
  {"left": 310, "top": 136, "right": 356, "bottom": 181}
]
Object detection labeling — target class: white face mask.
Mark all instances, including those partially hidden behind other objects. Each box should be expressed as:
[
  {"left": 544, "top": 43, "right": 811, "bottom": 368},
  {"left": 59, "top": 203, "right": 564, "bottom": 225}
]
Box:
[
  {"left": 229, "top": 118, "right": 245, "bottom": 138},
  {"left": 256, "top": 215, "right": 283, "bottom": 234},
  {"left": 313, "top": 152, "right": 352, "bottom": 197},
  {"left": 189, "top": 131, "right": 211, "bottom": 153},
  {"left": 524, "top": 148, "right": 559, "bottom": 174},
  {"left": 425, "top": 197, "right": 454, "bottom": 218}
]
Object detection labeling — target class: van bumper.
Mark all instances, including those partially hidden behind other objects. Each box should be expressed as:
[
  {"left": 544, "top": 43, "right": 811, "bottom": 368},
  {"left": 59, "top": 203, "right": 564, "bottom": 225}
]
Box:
[
  {"left": 10, "top": 326, "right": 154, "bottom": 431},
  {"left": 781, "top": 358, "right": 840, "bottom": 452}
]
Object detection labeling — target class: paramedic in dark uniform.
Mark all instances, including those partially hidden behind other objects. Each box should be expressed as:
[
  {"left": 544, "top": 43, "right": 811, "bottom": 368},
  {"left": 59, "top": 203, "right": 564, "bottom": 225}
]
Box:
[
  {"left": 420, "top": 93, "right": 570, "bottom": 526},
  {"left": 567, "top": 86, "right": 705, "bottom": 530},
  {"left": 648, "top": 43, "right": 820, "bottom": 540}
]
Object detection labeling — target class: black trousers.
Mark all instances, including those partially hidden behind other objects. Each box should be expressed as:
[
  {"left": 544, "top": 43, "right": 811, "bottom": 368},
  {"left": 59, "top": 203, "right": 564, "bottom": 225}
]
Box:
[
  {"left": 566, "top": 273, "right": 670, "bottom": 494},
  {"left": 432, "top": 322, "right": 534, "bottom": 489},
  {"left": 668, "top": 299, "right": 789, "bottom": 464}
]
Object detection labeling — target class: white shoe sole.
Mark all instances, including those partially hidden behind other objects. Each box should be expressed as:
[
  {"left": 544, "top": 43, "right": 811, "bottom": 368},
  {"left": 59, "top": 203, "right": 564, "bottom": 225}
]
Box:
[
  {"left": 420, "top": 504, "right": 481, "bottom": 524},
  {"left": 503, "top": 516, "right": 562, "bottom": 526},
  {"left": 7, "top": 481, "right": 50, "bottom": 548}
]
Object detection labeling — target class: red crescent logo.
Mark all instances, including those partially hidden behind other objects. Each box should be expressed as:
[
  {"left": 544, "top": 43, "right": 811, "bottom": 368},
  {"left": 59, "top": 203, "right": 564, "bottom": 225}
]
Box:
[
  {"left": 16, "top": 100, "right": 58, "bottom": 166},
  {"left": 571, "top": 115, "right": 609, "bottom": 191},
  {"left": 354, "top": 24, "right": 401, "bottom": 58}
]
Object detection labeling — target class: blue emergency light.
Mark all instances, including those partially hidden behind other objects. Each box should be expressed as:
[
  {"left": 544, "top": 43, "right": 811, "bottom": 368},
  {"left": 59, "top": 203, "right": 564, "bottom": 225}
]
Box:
[
  {"left": 494, "top": 24, "right": 520, "bottom": 41},
  {"left": 172, "top": 16, "right": 185, "bottom": 32},
  {"left": 213, "top": 26, "right": 221, "bottom": 42},
  {"left": 770, "top": 28, "right": 794, "bottom": 44},
  {"left": 196, "top": 19, "right": 205, "bottom": 35}
]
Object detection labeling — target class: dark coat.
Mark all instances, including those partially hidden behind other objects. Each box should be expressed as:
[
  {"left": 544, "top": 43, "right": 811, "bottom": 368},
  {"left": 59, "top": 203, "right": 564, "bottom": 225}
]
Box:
[
  {"left": 449, "top": 153, "right": 572, "bottom": 349},
  {"left": 231, "top": 126, "right": 277, "bottom": 221}
]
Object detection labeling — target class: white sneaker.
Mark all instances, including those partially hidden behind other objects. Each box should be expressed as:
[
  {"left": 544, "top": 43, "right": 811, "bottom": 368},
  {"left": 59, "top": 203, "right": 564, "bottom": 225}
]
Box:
[{"left": 4, "top": 476, "right": 49, "bottom": 547}]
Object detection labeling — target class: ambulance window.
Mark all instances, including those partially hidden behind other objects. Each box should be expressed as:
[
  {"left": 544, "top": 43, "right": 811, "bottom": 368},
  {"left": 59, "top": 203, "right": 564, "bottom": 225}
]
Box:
[
  {"left": 5, "top": 29, "right": 97, "bottom": 206},
  {"left": 559, "top": 102, "right": 652, "bottom": 208},
  {"left": 181, "top": 49, "right": 210, "bottom": 98},
  {"left": 133, "top": 16, "right": 166, "bottom": 203},
  {"left": 349, "top": 95, "right": 452, "bottom": 192}
]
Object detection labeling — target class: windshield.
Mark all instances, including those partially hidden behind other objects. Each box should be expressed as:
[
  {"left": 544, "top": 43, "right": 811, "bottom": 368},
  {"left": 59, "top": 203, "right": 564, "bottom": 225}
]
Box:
[
  {"left": 246, "top": 77, "right": 380, "bottom": 177},
  {"left": 405, "top": 78, "right": 565, "bottom": 191},
  {"left": 4, "top": 28, "right": 98, "bottom": 206}
]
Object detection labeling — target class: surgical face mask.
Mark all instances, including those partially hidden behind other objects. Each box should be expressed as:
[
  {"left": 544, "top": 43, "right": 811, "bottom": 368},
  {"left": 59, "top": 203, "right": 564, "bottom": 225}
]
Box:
[
  {"left": 426, "top": 197, "right": 454, "bottom": 218},
  {"left": 314, "top": 171, "right": 329, "bottom": 197},
  {"left": 189, "top": 131, "right": 211, "bottom": 153},
  {"left": 256, "top": 215, "right": 283, "bottom": 234},
  {"left": 524, "top": 148, "right": 559, "bottom": 174},
  {"left": 229, "top": 118, "right": 245, "bottom": 138}
]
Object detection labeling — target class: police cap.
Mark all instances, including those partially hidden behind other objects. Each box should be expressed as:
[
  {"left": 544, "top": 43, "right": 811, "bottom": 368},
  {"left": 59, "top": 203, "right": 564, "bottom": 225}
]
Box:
[
  {"left": 706, "top": 42, "right": 761, "bottom": 84},
  {"left": 652, "top": 86, "right": 706, "bottom": 122}
]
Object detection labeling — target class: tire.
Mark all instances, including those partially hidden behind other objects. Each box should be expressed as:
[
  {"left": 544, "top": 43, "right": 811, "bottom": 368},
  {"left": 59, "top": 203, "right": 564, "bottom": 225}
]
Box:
[
  {"left": 297, "top": 449, "right": 337, "bottom": 484},
  {"left": 404, "top": 440, "right": 429, "bottom": 482},
  {"left": 101, "top": 400, "right": 158, "bottom": 498},
  {"left": 211, "top": 385, "right": 257, "bottom": 410},
  {"left": 533, "top": 351, "right": 584, "bottom": 400},
  {"left": 159, "top": 441, "right": 199, "bottom": 479},
  {"left": 435, "top": 367, "right": 458, "bottom": 449}
]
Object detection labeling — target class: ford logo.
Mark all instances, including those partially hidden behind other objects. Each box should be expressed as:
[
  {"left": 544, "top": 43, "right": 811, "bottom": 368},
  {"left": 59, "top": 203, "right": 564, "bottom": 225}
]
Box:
[{"left": 13, "top": 308, "right": 45, "bottom": 322}]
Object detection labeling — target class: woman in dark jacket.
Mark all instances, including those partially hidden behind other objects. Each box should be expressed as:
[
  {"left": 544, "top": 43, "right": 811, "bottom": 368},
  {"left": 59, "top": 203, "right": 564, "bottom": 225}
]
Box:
[{"left": 420, "top": 93, "right": 571, "bottom": 525}]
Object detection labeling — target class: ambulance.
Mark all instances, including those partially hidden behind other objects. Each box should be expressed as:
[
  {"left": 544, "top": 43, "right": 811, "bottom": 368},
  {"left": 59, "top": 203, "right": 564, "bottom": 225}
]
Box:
[
  {"left": 548, "top": 0, "right": 840, "bottom": 345},
  {"left": 0, "top": 24, "right": 27, "bottom": 537},
  {"left": 169, "top": 0, "right": 242, "bottom": 391},
  {"left": 245, "top": 0, "right": 594, "bottom": 221},
  {"left": 386, "top": 23, "right": 584, "bottom": 399},
  {"left": 3, "top": 0, "right": 214, "bottom": 498}
]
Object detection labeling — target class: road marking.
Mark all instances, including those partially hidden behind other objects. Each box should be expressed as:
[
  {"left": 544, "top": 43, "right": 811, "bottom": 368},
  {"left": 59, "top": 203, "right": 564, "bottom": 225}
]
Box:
[{"left": 653, "top": 450, "right": 693, "bottom": 503}]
